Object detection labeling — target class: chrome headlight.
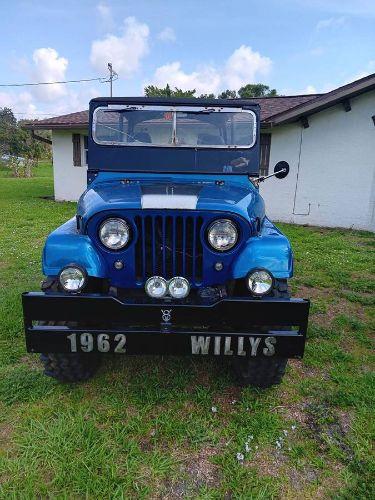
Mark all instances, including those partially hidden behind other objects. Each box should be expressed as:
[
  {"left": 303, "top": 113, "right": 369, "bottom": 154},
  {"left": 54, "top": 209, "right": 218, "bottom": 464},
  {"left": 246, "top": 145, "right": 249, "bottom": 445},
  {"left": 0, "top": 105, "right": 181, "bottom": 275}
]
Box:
[
  {"left": 59, "top": 265, "right": 87, "bottom": 292},
  {"left": 247, "top": 269, "right": 273, "bottom": 296},
  {"left": 168, "top": 277, "right": 190, "bottom": 299},
  {"left": 145, "top": 276, "right": 168, "bottom": 298},
  {"left": 207, "top": 219, "right": 238, "bottom": 251},
  {"left": 99, "top": 218, "right": 130, "bottom": 250}
]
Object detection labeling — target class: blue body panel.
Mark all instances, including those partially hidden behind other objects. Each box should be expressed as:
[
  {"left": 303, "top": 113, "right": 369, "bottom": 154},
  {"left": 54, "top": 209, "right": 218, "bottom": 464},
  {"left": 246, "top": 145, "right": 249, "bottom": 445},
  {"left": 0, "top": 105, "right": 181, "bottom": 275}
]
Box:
[
  {"left": 42, "top": 218, "right": 107, "bottom": 277},
  {"left": 43, "top": 174, "right": 293, "bottom": 282},
  {"left": 77, "top": 172, "right": 264, "bottom": 226},
  {"left": 43, "top": 97, "right": 293, "bottom": 286},
  {"left": 88, "top": 97, "right": 261, "bottom": 176}
]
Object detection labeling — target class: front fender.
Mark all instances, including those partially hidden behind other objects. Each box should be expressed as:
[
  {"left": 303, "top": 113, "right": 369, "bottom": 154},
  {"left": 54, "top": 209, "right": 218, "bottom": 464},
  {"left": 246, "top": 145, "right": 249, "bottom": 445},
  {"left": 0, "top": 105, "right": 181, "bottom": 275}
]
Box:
[
  {"left": 232, "top": 218, "right": 293, "bottom": 279},
  {"left": 42, "top": 218, "right": 107, "bottom": 277}
]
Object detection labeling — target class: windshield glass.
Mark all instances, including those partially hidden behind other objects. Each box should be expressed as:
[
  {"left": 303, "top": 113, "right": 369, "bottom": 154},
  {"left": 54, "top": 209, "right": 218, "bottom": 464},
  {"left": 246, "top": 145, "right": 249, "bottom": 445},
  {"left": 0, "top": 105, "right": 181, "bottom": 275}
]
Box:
[{"left": 93, "top": 106, "right": 256, "bottom": 148}]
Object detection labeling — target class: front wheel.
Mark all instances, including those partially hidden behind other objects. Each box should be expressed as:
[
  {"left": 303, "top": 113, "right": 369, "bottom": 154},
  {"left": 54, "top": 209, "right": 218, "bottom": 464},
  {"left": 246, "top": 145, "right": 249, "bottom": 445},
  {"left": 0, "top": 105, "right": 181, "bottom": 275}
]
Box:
[
  {"left": 40, "top": 352, "right": 101, "bottom": 383},
  {"left": 233, "top": 357, "right": 288, "bottom": 388},
  {"left": 38, "top": 320, "right": 101, "bottom": 383}
]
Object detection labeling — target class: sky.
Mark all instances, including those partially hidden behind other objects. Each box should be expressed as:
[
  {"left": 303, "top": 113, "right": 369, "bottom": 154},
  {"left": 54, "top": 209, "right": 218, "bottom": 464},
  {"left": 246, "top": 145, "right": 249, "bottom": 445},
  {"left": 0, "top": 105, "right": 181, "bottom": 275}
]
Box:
[{"left": 1, "top": 0, "right": 374, "bottom": 119}]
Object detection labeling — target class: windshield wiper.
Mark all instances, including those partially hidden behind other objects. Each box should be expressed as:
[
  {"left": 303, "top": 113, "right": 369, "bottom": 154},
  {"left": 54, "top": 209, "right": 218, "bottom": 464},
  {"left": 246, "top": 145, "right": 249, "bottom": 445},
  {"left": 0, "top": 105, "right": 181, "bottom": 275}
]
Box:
[{"left": 99, "top": 124, "right": 136, "bottom": 141}]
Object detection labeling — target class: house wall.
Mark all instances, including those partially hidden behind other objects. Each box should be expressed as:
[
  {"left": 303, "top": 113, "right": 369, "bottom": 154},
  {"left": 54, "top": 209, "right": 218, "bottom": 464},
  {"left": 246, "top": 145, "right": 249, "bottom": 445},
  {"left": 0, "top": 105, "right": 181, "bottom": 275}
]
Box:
[
  {"left": 261, "top": 90, "right": 375, "bottom": 231},
  {"left": 51, "top": 129, "right": 87, "bottom": 201},
  {"left": 50, "top": 91, "right": 375, "bottom": 230}
]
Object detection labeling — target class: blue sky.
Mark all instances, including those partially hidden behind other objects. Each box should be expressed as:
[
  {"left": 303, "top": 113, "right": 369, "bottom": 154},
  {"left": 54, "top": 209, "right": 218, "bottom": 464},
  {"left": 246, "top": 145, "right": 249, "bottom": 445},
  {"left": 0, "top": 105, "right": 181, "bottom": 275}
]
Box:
[{"left": 1, "top": 0, "right": 374, "bottom": 118}]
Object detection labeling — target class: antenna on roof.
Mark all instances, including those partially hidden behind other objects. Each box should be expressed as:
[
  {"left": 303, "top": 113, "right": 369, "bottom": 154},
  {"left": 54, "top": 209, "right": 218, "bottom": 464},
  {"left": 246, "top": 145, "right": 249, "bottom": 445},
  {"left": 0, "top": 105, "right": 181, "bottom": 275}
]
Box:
[{"left": 107, "top": 63, "right": 118, "bottom": 97}]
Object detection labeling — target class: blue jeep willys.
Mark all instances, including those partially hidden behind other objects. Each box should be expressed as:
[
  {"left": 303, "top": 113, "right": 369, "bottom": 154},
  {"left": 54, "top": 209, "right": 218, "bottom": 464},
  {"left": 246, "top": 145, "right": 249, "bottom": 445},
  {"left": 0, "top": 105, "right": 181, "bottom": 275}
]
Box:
[{"left": 22, "top": 97, "right": 310, "bottom": 387}]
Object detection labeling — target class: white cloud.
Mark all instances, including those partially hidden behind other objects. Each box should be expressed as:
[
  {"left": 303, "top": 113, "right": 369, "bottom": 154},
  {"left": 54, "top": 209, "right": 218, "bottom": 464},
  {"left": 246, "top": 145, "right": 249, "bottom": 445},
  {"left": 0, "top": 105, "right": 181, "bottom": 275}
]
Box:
[
  {"left": 96, "top": 2, "right": 114, "bottom": 32},
  {"left": 0, "top": 45, "right": 103, "bottom": 119},
  {"left": 90, "top": 17, "right": 149, "bottom": 76},
  {"left": 31, "top": 48, "right": 68, "bottom": 101},
  {"left": 301, "top": 85, "right": 318, "bottom": 94},
  {"left": 148, "top": 45, "right": 272, "bottom": 95},
  {"left": 316, "top": 16, "right": 346, "bottom": 30},
  {"left": 151, "top": 62, "right": 222, "bottom": 95},
  {"left": 0, "top": 91, "right": 37, "bottom": 117},
  {"left": 224, "top": 45, "right": 272, "bottom": 89},
  {"left": 158, "top": 27, "right": 176, "bottom": 42}
]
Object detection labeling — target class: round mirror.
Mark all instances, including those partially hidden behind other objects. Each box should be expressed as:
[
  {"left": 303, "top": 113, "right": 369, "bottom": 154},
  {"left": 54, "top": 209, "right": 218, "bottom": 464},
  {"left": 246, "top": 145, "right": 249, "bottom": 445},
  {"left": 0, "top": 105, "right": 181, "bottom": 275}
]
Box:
[{"left": 274, "top": 161, "right": 290, "bottom": 179}]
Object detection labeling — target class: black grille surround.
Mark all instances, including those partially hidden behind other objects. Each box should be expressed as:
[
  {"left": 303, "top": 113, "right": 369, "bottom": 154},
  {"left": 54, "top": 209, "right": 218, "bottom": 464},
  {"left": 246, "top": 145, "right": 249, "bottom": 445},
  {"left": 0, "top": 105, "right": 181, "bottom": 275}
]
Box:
[{"left": 134, "top": 213, "right": 204, "bottom": 285}]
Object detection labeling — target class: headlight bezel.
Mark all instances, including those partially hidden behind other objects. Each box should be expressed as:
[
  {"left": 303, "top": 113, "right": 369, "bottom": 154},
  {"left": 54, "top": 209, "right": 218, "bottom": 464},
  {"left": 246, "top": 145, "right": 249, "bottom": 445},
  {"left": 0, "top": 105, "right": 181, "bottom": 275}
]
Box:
[
  {"left": 98, "top": 217, "right": 131, "bottom": 251},
  {"left": 168, "top": 276, "right": 190, "bottom": 299},
  {"left": 206, "top": 218, "right": 239, "bottom": 252},
  {"left": 246, "top": 268, "right": 274, "bottom": 297},
  {"left": 58, "top": 264, "right": 87, "bottom": 293},
  {"left": 145, "top": 276, "right": 168, "bottom": 298}
]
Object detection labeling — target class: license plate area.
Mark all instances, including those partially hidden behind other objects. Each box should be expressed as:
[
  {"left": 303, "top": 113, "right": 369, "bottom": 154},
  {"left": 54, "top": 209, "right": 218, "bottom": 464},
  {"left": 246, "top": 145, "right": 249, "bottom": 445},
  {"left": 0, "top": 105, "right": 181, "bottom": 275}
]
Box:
[{"left": 26, "top": 327, "right": 306, "bottom": 358}]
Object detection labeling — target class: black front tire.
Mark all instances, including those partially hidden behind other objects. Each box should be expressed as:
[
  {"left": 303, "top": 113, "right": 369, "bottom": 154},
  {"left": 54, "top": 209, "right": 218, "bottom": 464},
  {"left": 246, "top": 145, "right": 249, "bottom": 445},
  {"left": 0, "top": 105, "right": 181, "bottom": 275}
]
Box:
[
  {"left": 233, "top": 279, "right": 290, "bottom": 388},
  {"left": 40, "top": 352, "right": 101, "bottom": 383},
  {"left": 38, "top": 319, "right": 101, "bottom": 383},
  {"left": 233, "top": 357, "right": 288, "bottom": 388}
]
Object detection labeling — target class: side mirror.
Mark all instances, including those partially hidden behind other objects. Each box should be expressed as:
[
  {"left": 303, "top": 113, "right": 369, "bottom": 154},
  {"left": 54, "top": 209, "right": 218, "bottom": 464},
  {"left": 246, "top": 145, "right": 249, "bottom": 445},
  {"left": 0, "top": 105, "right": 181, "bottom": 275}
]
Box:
[{"left": 274, "top": 161, "right": 289, "bottom": 179}]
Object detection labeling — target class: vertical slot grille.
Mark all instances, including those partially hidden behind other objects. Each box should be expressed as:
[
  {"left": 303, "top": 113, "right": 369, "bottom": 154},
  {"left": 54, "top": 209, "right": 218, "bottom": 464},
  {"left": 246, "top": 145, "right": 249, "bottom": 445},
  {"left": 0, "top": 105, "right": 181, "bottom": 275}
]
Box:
[{"left": 135, "top": 213, "right": 203, "bottom": 285}]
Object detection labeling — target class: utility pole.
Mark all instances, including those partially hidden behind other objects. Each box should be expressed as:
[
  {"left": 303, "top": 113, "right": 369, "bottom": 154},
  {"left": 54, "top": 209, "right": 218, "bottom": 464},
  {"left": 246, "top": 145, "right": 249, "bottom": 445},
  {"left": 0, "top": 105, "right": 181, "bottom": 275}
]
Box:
[{"left": 107, "top": 63, "right": 118, "bottom": 97}]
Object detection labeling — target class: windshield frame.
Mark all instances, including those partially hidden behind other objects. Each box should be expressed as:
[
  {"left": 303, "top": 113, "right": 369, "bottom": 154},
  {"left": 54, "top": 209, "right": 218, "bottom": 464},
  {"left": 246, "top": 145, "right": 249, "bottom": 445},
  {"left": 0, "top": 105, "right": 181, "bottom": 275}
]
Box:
[{"left": 92, "top": 104, "right": 257, "bottom": 149}]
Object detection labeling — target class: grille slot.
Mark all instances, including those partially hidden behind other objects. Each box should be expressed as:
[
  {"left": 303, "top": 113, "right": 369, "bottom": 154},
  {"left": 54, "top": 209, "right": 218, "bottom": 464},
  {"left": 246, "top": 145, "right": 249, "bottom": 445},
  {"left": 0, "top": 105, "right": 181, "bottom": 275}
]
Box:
[{"left": 135, "top": 213, "right": 204, "bottom": 285}]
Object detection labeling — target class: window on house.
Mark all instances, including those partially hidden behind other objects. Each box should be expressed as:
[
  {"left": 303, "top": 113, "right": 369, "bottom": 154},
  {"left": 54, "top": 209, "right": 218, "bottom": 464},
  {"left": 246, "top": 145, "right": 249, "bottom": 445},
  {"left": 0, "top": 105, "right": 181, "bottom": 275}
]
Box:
[
  {"left": 83, "top": 135, "right": 88, "bottom": 165},
  {"left": 72, "top": 134, "right": 81, "bottom": 167},
  {"left": 260, "top": 133, "right": 271, "bottom": 176}
]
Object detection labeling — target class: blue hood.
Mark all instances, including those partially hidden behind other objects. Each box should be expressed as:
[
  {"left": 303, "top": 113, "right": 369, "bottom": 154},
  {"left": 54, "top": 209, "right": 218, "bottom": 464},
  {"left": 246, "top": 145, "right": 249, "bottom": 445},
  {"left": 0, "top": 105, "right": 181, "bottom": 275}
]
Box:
[{"left": 77, "top": 174, "right": 265, "bottom": 226}]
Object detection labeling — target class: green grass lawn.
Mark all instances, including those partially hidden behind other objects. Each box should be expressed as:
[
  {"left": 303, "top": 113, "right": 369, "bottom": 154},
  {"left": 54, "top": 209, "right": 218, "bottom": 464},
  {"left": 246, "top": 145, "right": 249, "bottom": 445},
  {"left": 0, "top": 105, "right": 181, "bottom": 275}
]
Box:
[{"left": 0, "top": 163, "right": 374, "bottom": 499}]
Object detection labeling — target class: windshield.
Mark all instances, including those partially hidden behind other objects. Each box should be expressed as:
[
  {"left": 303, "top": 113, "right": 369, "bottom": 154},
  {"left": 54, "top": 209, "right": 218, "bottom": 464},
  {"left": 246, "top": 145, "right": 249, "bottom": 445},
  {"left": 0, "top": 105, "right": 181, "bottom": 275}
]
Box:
[{"left": 93, "top": 106, "right": 256, "bottom": 148}]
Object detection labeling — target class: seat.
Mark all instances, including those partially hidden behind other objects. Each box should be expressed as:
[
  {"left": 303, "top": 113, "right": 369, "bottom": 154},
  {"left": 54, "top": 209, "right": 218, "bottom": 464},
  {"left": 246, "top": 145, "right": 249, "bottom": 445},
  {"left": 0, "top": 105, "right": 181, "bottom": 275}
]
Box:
[
  {"left": 197, "top": 133, "right": 225, "bottom": 145},
  {"left": 134, "top": 132, "right": 152, "bottom": 143}
]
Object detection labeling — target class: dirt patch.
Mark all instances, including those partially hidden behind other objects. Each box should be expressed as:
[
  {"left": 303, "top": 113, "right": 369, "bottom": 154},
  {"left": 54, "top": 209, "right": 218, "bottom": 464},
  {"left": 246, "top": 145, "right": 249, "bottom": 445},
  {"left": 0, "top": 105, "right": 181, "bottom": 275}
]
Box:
[
  {"left": 252, "top": 446, "right": 288, "bottom": 477},
  {"left": 0, "top": 421, "right": 15, "bottom": 453},
  {"left": 19, "top": 355, "right": 41, "bottom": 370},
  {"left": 336, "top": 410, "right": 353, "bottom": 435},
  {"left": 163, "top": 446, "right": 220, "bottom": 498},
  {"left": 288, "top": 359, "right": 327, "bottom": 379},
  {"left": 296, "top": 285, "right": 368, "bottom": 327},
  {"left": 253, "top": 446, "right": 344, "bottom": 499},
  {"left": 305, "top": 403, "right": 354, "bottom": 459}
]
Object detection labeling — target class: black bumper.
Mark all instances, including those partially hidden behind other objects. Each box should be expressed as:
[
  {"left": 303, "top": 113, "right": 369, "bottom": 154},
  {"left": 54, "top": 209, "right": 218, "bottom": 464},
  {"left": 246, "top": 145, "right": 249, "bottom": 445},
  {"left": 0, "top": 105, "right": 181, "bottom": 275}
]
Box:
[{"left": 22, "top": 292, "right": 310, "bottom": 358}]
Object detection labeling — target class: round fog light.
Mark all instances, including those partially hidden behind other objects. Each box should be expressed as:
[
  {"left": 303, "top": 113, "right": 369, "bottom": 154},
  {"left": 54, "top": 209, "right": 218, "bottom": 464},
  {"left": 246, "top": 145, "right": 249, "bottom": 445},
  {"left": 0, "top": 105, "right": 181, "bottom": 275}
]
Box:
[
  {"left": 59, "top": 266, "right": 86, "bottom": 292},
  {"left": 145, "top": 276, "right": 167, "bottom": 298},
  {"left": 247, "top": 270, "right": 273, "bottom": 296},
  {"left": 168, "top": 277, "right": 190, "bottom": 299}
]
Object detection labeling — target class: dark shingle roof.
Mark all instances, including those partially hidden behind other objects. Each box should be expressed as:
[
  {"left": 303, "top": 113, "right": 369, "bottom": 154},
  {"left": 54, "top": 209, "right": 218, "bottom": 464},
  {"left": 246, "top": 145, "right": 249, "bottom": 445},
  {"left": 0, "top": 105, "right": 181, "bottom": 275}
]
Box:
[
  {"left": 25, "top": 71, "right": 375, "bottom": 130},
  {"left": 27, "top": 110, "right": 89, "bottom": 129},
  {"left": 24, "top": 94, "right": 322, "bottom": 130},
  {"left": 250, "top": 95, "right": 321, "bottom": 121}
]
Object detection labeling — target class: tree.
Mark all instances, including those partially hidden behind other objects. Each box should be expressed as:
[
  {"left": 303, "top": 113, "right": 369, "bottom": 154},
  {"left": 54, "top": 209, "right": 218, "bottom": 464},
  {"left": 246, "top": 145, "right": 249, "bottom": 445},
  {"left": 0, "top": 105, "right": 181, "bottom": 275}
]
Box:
[
  {"left": 0, "top": 107, "right": 17, "bottom": 156},
  {"left": 218, "top": 89, "right": 237, "bottom": 99},
  {"left": 0, "top": 107, "right": 16, "bottom": 127},
  {"left": 199, "top": 93, "right": 216, "bottom": 99},
  {"left": 144, "top": 84, "right": 196, "bottom": 97},
  {"left": 0, "top": 107, "right": 50, "bottom": 177},
  {"left": 237, "top": 84, "right": 277, "bottom": 98}
]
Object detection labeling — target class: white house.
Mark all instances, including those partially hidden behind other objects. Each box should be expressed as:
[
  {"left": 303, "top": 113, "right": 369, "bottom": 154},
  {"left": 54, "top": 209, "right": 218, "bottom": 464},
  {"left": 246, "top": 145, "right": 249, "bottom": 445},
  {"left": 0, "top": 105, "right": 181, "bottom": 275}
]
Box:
[{"left": 26, "top": 74, "right": 375, "bottom": 231}]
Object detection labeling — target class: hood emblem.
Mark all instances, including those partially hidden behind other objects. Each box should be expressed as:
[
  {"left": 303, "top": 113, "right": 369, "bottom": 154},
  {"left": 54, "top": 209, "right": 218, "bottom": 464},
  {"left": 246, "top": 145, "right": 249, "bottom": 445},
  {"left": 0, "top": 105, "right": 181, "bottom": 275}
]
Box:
[{"left": 161, "top": 309, "right": 172, "bottom": 323}]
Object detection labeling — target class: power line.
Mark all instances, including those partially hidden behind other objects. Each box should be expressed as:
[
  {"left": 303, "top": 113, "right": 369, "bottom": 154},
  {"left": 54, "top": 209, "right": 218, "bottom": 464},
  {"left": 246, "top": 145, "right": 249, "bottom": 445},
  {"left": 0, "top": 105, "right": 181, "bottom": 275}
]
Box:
[
  {"left": 0, "top": 76, "right": 107, "bottom": 88},
  {"left": 13, "top": 112, "right": 56, "bottom": 116}
]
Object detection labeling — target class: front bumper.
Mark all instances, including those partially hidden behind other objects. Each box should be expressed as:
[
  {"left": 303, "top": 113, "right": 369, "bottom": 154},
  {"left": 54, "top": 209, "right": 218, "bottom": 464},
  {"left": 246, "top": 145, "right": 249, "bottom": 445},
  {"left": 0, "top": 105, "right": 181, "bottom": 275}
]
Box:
[{"left": 22, "top": 292, "right": 310, "bottom": 358}]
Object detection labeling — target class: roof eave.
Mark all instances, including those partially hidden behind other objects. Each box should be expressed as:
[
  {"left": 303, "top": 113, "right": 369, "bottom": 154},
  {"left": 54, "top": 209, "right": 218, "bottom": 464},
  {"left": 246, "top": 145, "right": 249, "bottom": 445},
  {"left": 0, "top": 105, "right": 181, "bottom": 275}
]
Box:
[
  {"left": 23, "top": 123, "right": 88, "bottom": 130},
  {"left": 264, "top": 75, "right": 375, "bottom": 126}
]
